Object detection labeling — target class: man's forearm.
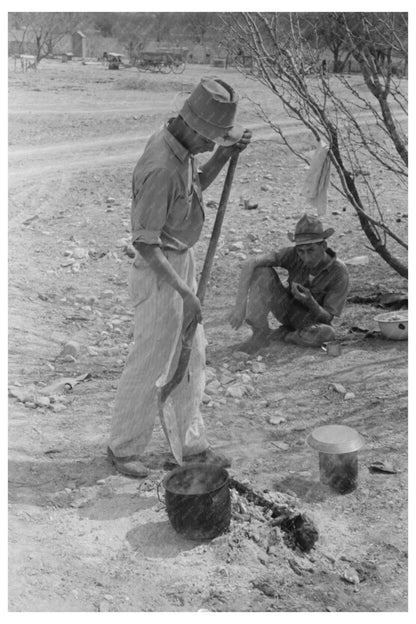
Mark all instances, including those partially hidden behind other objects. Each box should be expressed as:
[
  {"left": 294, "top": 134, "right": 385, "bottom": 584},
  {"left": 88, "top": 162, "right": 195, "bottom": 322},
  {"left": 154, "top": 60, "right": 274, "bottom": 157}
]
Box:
[
  {"left": 134, "top": 242, "right": 191, "bottom": 297},
  {"left": 199, "top": 147, "right": 233, "bottom": 190},
  {"left": 306, "top": 297, "right": 333, "bottom": 324}
]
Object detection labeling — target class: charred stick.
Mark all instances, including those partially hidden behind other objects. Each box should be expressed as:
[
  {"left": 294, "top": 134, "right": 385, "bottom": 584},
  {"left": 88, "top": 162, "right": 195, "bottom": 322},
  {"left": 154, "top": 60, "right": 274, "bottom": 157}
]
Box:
[{"left": 230, "top": 477, "right": 319, "bottom": 552}]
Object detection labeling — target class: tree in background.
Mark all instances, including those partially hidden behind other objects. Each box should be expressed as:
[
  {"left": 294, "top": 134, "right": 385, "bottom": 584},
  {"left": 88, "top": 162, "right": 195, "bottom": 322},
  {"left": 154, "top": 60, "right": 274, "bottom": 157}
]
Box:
[
  {"left": 9, "top": 12, "right": 85, "bottom": 62},
  {"left": 222, "top": 12, "right": 408, "bottom": 278}
]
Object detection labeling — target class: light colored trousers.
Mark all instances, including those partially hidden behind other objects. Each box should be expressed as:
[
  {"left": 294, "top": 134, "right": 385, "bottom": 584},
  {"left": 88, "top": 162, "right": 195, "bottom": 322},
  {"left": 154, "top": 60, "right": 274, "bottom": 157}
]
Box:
[{"left": 109, "top": 249, "right": 209, "bottom": 458}]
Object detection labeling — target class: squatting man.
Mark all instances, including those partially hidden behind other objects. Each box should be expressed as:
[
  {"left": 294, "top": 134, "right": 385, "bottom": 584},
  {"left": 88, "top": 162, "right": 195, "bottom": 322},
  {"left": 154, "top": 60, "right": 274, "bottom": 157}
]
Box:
[
  {"left": 228, "top": 214, "right": 350, "bottom": 354},
  {"left": 108, "top": 77, "right": 252, "bottom": 478}
]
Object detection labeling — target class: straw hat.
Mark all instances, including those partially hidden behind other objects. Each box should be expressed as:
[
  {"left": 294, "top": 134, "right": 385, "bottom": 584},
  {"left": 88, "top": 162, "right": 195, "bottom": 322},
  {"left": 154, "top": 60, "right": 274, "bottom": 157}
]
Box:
[
  {"left": 179, "top": 77, "right": 243, "bottom": 146},
  {"left": 288, "top": 214, "right": 335, "bottom": 245}
]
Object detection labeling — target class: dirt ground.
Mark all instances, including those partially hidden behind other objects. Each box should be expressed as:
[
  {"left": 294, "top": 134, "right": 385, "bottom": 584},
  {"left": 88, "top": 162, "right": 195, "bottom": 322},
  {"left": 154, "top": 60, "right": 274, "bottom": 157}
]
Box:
[{"left": 8, "top": 59, "right": 408, "bottom": 613}]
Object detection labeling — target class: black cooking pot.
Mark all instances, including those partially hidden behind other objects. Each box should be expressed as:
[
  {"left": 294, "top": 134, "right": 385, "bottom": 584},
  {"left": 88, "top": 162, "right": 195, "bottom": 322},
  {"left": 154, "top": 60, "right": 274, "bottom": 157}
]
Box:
[{"left": 159, "top": 463, "right": 231, "bottom": 540}]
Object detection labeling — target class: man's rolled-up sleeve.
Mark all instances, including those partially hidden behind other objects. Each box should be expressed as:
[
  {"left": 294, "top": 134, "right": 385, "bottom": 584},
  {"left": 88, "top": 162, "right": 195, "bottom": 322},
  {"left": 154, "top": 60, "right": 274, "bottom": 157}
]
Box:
[{"left": 131, "top": 168, "right": 176, "bottom": 246}]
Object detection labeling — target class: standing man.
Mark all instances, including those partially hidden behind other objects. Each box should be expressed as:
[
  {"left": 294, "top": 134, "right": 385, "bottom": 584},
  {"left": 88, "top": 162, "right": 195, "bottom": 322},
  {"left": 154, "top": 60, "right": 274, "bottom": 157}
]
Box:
[
  {"left": 108, "top": 77, "right": 251, "bottom": 477},
  {"left": 228, "top": 214, "right": 350, "bottom": 353}
]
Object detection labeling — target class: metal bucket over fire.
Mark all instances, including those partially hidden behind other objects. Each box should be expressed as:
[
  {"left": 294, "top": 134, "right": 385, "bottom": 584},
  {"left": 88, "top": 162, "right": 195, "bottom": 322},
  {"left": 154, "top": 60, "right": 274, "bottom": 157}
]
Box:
[{"left": 160, "top": 463, "right": 231, "bottom": 540}]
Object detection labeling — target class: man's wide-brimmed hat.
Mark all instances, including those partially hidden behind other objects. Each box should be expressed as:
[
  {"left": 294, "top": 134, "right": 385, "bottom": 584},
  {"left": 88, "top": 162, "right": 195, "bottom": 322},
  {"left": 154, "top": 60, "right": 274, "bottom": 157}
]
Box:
[
  {"left": 179, "top": 77, "right": 243, "bottom": 146},
  {"left": 288, "top": 214, "right": 335, "bottom": 245}
]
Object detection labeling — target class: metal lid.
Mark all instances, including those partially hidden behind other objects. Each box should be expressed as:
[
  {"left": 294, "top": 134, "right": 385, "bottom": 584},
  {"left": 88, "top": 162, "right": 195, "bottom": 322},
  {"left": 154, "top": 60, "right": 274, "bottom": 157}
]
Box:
[{"left": 306, "top": 425, "right": 365, "bottom": 454}]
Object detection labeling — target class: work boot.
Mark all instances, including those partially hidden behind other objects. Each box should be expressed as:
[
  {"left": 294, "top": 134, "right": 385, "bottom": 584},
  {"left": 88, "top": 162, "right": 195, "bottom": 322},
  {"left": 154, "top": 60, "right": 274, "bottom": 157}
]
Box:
[
  {"left": 107, "top": 447, "right": 149, "bottom": 478},
  {"left": 238, "top": 328, "right": 271, "bottom": 354},
  {"left": 284, "top": 324, "right": 335, "bottom": 347},
  {"left": 270, "top": 325, "right": 291, "bottom": 341},
  {"left": 184, "top": 448, "right": 232, "bottom": 468}
]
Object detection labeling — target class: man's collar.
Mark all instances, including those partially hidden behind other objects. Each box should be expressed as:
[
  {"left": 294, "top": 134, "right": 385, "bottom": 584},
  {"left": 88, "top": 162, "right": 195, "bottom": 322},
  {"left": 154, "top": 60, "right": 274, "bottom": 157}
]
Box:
[
  {"left": 312, "top": 248, "right": 336, "bottom": 276},
  {"left": 163, "top": 120, "right": 190, "bottom": 163}
]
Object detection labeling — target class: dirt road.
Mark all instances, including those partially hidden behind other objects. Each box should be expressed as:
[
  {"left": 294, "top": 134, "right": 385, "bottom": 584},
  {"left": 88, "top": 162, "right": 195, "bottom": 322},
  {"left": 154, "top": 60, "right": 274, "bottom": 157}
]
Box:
[{"left": 8, "top": 60, "right": 408, "bottom": 612}]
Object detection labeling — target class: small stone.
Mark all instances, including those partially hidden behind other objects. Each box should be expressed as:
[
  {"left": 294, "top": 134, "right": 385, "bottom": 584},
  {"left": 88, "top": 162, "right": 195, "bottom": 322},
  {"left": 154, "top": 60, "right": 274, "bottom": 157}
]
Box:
[
  {"left": 220, "top": 373, "right": 235, "bottom": 385},
  {"left": 251, "top": 575, "right": 278, "bottom": 597},
  {"left": 240, "top": 373, "right": 252, "bottom": 385},
  {"left": 341, "top": 569, "right": 360, "bottom": 585},
  {"left": 51, "top": 403, "right": 67, "bottom": 412},
  {"left": 344, "top": 392, "right": 355, "bottom": 400},
  {"left": 87, "top": 346, "right": 100, "bottom": 356},
  {"left": 229, "top": 241, "right": 244, "bottom": 251},
  {"left": 60, "top": 341, "right": 80, "bottom": 358},
  {"left": 329, "top": 382, "right": 346, "bottom": 394},
  {"left": 226, "top": 384, "right": 245, "bottom": 399},
  {"left": 268, "top": 414, "right": 286, "bottom": 425},
  {"left": 205, "top": 379, "right": 222, "bottom": 395},
  {"left": 115, "top": 238, "right": 128, "bottom": 248},
  {"left": 345, "top": 255, "right": 369, "bottom": 266},
  {"left": 252, "top": 361, "right": 266, "bottom": 374},
  {"left": 272, "top": 441, "right": 289, "bottom": 451},
  {"left": 35, "top": 396, "right": 51, "bottom": 408},
  {"left": 260, "top": 184, "right": 272, "bottom": 192},
  {"left": 73, "top": 247, "right": 88, "bottom": 259}
]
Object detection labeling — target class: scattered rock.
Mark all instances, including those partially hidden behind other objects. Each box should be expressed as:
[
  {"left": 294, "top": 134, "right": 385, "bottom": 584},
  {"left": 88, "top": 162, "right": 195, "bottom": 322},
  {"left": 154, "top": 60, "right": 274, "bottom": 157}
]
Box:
[
  {"left": 229, "top": 241, "right": 244, "bottom": 252},
  {"left": 35, "top": 396, "right": 51, "bottom": 408},
  {"left": 267, "top": 413, "right": 286, "bottom": 426},
  {"left": 204, "top": 380, "right": 222, "bottom": 395},
  {"left": 345, "top": 255, "right": 369, "bottom": 266},
  {"left": 341, "top": 568, "right": 360, "bottom": 585},
  {"left": 252, "top": 361, "right": 266, "bottom": 374},
  {"left": 251, "top": 574, "right": 278, "bottom": 597},
  {"left": 226, "top": 384, "right": 245, "bottom": 399},
  {"left": 243, "top": 200, "right": 258, "bottom": 210},
  {"left": 219, "top": 373, "right": 235, "bottom": 385},
  {"left": 73, "top": 247, "right": 89, "bottom": 259},
  {"left": 9, "top": 385, "right": 37, "bottom": 403},
  {"left": 329, "top": 382, "right": 347, "bottom": 395},
  {"left": 22, "top": 214, "right": 39, "bottom": 226},
  {"left": 59, "top": 340, "right": 80, "bottom": 358},
  {"left": 344, "top": 391, "right": 355, "bottom": 400}
]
